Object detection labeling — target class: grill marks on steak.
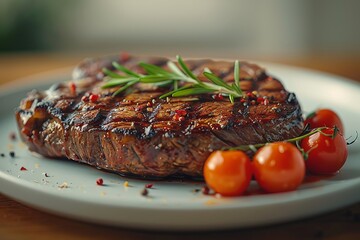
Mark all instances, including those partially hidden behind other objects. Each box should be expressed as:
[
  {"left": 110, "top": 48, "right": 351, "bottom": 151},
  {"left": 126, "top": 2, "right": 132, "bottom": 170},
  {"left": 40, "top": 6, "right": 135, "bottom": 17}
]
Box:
[{"left": 16, "top": 55, "right": 304, "bottom": 178}]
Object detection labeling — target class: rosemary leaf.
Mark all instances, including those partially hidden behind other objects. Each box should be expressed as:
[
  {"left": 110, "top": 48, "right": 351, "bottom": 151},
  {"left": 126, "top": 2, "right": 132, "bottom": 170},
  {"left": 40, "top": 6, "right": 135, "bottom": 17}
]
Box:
[
  {"left": 102, "top": 68, "right": 125, "bottom": 79},
  {"left": 167, "top": 61, "right": 187, "bottom": 78},
  {"left": 159, "top": 85, "right": 191, "bottom": 99},
  {"left": 234, "top": 60, "right": 240, "bottom": 88},
  {"left": 140, "top": 76, "right": 175, "bottom": 83},
  {"left": 139, "top": 62, "right": 173, "bottom": 76},
  {"left": 232, "top": 83, "right": 243, "bottom": 95},
  {"left": 176, "top": 55, "right": 201, "bottom": 82},
  {"left": 102, "top": 77, "right": 139, "bottom": 89},
  {"left": 203, "top": 72, "right": 233, "bottom": 91},
  {"left": 113, "top": 62, "right": 140, "bottom": 77},
  {"left": 203, "top": 67, "right": 212, "bottom": 73},
  {"left": 229, "top": 94, "right": 235, "bottom": 104},
  {"left": 172, "top": 87, "right": 215, "bottom": 97},
  {"left": 112, "top": 79, "right": 139, "bottom": 97},
  {"left": 153, "top": 80, "right": 174, "bottom": 87}
]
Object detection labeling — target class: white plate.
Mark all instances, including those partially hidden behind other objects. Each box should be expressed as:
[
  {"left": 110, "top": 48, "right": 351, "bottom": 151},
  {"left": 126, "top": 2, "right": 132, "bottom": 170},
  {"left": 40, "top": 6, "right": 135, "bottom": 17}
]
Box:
[{"left": 0, "top": 63, "right": 360, "bottom": 231}]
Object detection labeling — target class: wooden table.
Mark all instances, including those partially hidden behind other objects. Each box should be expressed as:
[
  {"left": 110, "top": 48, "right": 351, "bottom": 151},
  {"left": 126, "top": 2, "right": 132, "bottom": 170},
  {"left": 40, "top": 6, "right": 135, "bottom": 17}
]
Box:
[{"left": 1, "top": 53, "right": 359, "bottom": 240}]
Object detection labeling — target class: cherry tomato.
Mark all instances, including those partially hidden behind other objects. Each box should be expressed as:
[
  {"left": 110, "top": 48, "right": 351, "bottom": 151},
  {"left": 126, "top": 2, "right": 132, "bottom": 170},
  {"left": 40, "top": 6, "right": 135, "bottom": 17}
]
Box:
[
  {"left": 203, "top": 150, "right": 252, "bottom": 196},
  {"left": 253, "top": 142, "right": 305, "bottom": 193},
  {"left": 301, "top": 127, "right": 348, "bottom": 175},
  {"left": 305, "top": 108, "right": 344, "bottom": 134}
]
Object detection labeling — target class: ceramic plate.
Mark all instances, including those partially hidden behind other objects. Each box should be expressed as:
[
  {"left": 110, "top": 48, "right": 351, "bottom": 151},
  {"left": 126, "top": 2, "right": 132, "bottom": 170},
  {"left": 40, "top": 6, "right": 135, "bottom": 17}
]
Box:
[{"left": 1, "top": 63, "right": 359, "bottom": 231}]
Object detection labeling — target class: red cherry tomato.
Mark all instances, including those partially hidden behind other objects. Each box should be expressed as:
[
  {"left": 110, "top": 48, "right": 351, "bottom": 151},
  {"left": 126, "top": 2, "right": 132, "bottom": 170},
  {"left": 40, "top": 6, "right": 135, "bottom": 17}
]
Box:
[
  {"left": 305, "top": 108, "right": 344, "bottom": 134},
  {"left": 203, "top": 150, "right": 253, "bottom": 196},
  {"left": 253, "top": 142, "right": 305, "bottom": 193},
  {"left": 301, "top": 128, "right": 348, "bottom": 175}
]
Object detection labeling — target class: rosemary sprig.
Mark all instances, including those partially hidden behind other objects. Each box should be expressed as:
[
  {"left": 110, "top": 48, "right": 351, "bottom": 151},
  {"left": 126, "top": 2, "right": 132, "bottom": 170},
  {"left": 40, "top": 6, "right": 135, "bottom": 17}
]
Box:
[{"left": 102, "top": 55, "right": 243, "bottom": 101}]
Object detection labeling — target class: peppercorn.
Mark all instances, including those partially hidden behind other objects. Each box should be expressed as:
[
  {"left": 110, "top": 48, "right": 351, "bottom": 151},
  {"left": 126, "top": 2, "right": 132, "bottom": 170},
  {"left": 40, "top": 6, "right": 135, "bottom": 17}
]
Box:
[
  {"left": 173, "top": 109, "right": 187, "bottom": 121},
  {"left": 9, "top": 132, "right": 17, "bottom": 141},
  {"left": 69, "top": 82, "right": 76, "bottom": 94},
  {"left": 213, "top": 93, "right": 224, "bottom": 100},
  {"left": 96, "top": 178, "right": 104, "bottom": 186},
  {"left": 120, "top": 52, "right": 130, "bottom": 62},
  {"left": 175, "top": 109, "right": 187, "bottom": 116},
  {"left": 202, "top": 186, "right": 210, "bottom": 195},
  {"left": 257, "top": 97, "right": 264, "bottom": 104},
  {"left": 89, "top": 94, "right": 99, "bottom": 103},
  {"left": 81, "top": 95, "right": 89, "bottom": 102},
  {"left": 141, "top": 188, "right": 148, "bottom": 196}
]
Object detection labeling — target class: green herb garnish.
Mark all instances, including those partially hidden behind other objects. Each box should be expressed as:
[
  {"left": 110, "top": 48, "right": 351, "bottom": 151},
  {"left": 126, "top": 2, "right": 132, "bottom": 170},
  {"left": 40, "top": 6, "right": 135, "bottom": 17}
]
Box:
[{"left": 102, "top": 55, "right": 243, "bottom": 103}]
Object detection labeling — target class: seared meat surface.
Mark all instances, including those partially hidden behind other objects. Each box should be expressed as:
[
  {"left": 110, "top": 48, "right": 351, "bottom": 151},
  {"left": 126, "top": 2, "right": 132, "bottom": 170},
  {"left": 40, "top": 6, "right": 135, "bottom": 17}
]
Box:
[{"left": 16, "top": 54, "right": 303, "bottom": 178}]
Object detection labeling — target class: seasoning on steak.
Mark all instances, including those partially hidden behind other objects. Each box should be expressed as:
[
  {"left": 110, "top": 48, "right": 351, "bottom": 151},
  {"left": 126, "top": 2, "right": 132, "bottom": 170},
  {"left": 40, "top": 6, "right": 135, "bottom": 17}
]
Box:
[{"left": 16, "top": 54, "right": 304, "bottom": 179}]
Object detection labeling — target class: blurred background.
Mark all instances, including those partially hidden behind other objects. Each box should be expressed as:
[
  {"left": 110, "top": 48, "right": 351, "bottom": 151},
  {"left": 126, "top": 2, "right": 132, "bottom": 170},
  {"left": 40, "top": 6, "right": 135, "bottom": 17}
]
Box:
[{"left": 0, "top": 0, "right": 360, "bottom": 83}]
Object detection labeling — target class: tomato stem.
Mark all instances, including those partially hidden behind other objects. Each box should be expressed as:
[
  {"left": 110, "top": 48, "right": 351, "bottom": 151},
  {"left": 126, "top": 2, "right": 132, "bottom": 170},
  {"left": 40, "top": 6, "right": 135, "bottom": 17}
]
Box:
[
  {"left": 346, "top": 131, "right": 358, "bottom": 145},
  {"left": 332, "top": 126, "right": 339, "bottom": 139},
  {"left": 302, "top": 144, "right": 319, "bottom": 160},
  {"left": 224, "top": 127, "right": 329, "bottom": 151}
]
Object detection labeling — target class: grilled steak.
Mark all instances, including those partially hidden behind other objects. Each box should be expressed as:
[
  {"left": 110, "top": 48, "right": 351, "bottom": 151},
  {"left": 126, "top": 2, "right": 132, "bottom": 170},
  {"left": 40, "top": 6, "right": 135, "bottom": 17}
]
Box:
[{"left": 16, "top": 54, "right": 304, "bottom": 178}]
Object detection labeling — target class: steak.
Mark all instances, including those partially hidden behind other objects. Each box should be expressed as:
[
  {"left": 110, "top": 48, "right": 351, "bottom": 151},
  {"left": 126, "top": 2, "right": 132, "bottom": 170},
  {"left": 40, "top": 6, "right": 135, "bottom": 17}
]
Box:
[{"left": 16, "top": 54, "right": 304, "bottom": 178}]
